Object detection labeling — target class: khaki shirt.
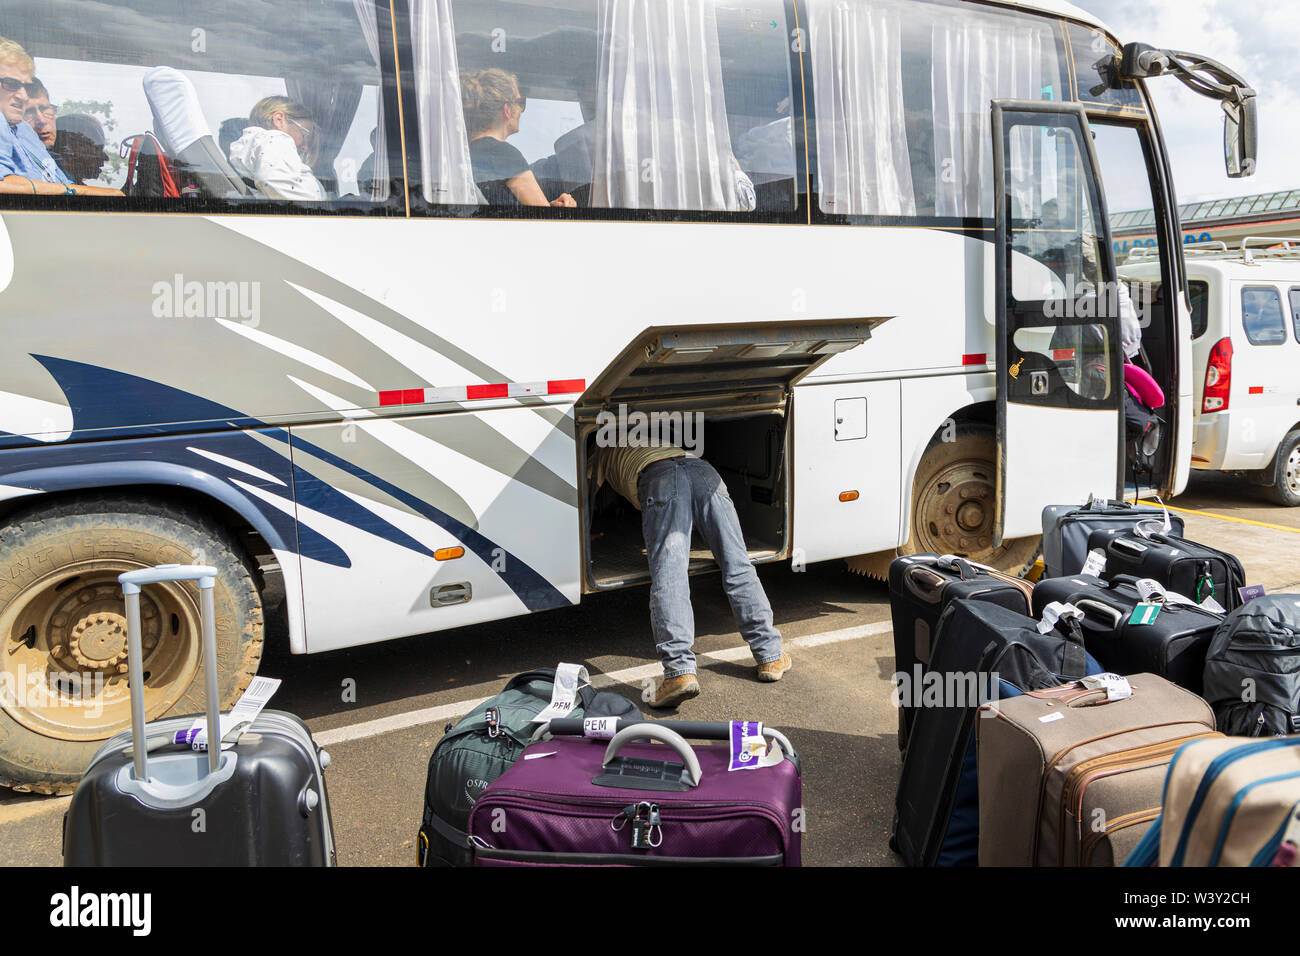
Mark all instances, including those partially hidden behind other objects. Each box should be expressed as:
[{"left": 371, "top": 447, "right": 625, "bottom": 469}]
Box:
[{"left": 592, "top": 444, "right": 688, "bottom": 510}]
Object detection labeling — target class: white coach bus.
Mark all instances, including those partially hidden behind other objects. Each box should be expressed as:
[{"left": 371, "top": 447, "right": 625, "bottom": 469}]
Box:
[{"left": 0, "top": 0, "right": 1255, "bottom": 789}]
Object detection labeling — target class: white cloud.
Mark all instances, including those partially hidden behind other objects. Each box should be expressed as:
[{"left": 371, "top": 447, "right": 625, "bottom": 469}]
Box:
[{"left": 1080, "top": 0, "right": 1296, "bottom": 204}]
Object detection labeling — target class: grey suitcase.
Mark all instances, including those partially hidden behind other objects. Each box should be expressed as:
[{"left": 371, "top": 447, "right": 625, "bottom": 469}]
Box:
[
  {"left": 1041, "top": 498, "right": 1185, "bottom": 578},
  {"left": 62, "top": 564, "right": 336, "bottom": 866}
]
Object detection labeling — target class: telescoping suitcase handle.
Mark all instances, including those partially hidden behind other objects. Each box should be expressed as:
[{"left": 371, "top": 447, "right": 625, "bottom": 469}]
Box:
[
  {"left": 119, "top": 564, "right": 222, "bottom": 779},
  {"left": 538, "top": 718, "right": 798, "bottom": 768}
]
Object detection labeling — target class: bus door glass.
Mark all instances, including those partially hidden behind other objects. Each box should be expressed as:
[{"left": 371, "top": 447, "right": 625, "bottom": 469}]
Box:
[{"left": 992, "top": 102, "right": 1123, "bottom": 542}]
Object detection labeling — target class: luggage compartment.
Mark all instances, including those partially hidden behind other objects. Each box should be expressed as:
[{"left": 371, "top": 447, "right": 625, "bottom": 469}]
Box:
[{"left": 573, "top": 320, "right": 887, "bottom": 592}]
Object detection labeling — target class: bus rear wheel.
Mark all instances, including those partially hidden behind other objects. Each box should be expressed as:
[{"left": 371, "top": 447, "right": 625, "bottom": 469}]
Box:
[
  {"left": 1264, "top": 430, "right": 1300, "bottom": 507},
  {"left": 0, "top": 497, "right": 263, "bottom": 793},
  {"left": 848, "top": 426, "right": 1040, "bottom": 580}
]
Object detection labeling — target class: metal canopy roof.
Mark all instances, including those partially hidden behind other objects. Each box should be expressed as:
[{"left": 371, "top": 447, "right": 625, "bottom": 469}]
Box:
[{"left": 1111, "top": 189, "right": 1300, "bottom": 231}]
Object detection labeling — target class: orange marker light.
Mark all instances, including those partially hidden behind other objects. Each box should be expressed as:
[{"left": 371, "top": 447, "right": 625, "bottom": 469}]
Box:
[
  {"left": 434, "top": 547, "right": 465, "bottom": 561},
  {"left": 839, "top": 491, "right": 859, "bottom": 502}
]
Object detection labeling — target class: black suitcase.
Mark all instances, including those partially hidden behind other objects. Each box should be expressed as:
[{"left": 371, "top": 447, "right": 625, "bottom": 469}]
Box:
[
  {"left": 888, "top": 554, "right": 1032, "bottom": 750},
  {"left": 1041, "top": 499, "right": 1185, "bottom": 578},
  {"left": 1031, "top": 574, "right": 1224, "bottom": 694},
  {"left": 62, "top": 565, "right": 335, "bottom": 866},
  {"left": 1093, "top": 531, "right": 1246, "bottom": 612},
  {"left": 891, "top": 599, "right": 1097, "bottom": 867}
]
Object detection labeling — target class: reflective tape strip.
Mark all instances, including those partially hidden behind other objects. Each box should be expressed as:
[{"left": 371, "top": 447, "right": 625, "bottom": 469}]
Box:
[
  {"left": 962, "top": 353, "right": 987, "bottom": 366},
  {"left": 378, "top": 380, "right": 586, "bottom": 407}
]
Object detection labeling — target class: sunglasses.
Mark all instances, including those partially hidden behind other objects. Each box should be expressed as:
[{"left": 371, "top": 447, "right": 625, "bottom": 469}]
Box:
[{"left": 0, "top": 77, "right": 40, "bottom": 96}]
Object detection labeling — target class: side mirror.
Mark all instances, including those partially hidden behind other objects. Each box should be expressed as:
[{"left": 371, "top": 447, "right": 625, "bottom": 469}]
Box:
[
  {"left": 1223, "top": 95, "right": 1258, "bottom": 179},
  {"left": 1118, "top": 43, "right": 1258, "bottom": 178}
]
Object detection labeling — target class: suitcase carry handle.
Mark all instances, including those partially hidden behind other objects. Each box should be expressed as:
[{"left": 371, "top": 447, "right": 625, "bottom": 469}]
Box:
[
  {"left": 538, "top": 718, "right": 798, "bottom": 773},
  {"left": 1074, "top": 599, "right": 1125, "bottom": 629},
  {"left": 603, "top": 724, "right": 703, "bottom": 787},
  {"left": 1027, "top": 683, "right": 1119, "bottom": 707},
  {"left": 119, "top": 565, "right": 222, "bottom": 780}
]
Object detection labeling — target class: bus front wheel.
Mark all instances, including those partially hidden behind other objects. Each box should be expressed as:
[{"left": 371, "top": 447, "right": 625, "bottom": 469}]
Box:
[
  {"left": 0, "top": 496, "right": 263, "bottom": 793},
  {"left": 847, "top": 426, "right": 1039, "bottom": 580}
]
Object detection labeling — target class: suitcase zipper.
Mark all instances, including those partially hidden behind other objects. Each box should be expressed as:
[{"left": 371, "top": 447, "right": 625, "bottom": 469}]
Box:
[
  {"left": 1061, "top": 733, "right": 1217, "bottom": 864},
  {"left": 1080, "top": 807, "right": 1161, "bottom": 866},
  {"left": 472, "top": 791, "right": 790, "bottom": 858}
]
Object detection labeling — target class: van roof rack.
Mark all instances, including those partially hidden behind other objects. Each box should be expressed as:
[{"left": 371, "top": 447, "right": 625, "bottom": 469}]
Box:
[{"left": 1126, "top": 236, "right": 1300, "bottom": 265}]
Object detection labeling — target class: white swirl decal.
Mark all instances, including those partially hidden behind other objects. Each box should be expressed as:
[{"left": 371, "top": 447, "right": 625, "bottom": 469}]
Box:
[{"left": 0, "top": 217, "right": 12, "bottom": 295}]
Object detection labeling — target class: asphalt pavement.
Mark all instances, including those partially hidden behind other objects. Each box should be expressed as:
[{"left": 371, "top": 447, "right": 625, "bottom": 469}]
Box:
[{"left": 1, "top": 468, "right": 1297, "bottom": 867}]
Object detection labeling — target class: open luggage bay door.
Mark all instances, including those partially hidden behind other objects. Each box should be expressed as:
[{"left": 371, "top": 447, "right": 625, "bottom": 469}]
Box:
[{"left": 992, "top": 101, "right": 1124, "bottom": 544}]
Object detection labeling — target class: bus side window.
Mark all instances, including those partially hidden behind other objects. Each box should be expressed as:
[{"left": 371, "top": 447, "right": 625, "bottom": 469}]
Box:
[
  {"left": 412, "top": 0, "right": 794, "bottom": 215},
  {"left": 804, "top": 0, "right": 1062, "bottom": 219},
  {"left": 3, "top": 0, "right": 390, "bottom": 209}
]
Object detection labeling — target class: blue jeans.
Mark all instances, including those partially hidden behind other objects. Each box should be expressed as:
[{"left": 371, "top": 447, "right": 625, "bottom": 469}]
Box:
[{"left": 637, "top": 457, "right": 783, "bottom": 678}]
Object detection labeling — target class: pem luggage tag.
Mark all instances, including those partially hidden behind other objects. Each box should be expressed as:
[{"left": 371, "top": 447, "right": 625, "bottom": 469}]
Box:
[
  {"left": 530, "top": 662, "right": 591, "bottom": 724},
  {"left": 173, "top": 676, "right": 282, "bottom": 751},
  {"left": 728, "top": 720, "right": 784, "bottom": 773}
]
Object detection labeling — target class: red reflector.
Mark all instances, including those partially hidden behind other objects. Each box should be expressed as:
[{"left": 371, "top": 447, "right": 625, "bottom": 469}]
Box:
[
  {"left": 380, "top": 389, "right": 424, "bottom": 406},
  {"left": 1053, "top": 348, "right": 1076, "bottom": 361},
  {"left": 466, "top": 384, "right": 509, "bottom": 400},
  {"left": 548, "top": 379, "right": 586, "bottom": 394},
  {"left": 962, "top": 354, "right": 987, "bottom": 366},
  {"left": 1249, "top": 386, "right": 1264, "bottom": 395}
]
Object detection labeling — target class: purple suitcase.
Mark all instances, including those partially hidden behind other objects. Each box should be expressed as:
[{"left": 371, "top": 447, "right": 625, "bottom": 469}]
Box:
[{"left": 467, "top": 720, "right": 802, "bottom": 866}]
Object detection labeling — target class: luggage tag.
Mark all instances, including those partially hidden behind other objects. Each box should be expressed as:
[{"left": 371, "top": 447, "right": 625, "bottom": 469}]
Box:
[
  {"left": 1133, "top": 496, "right": 1173, "bottom": 539},
  {"left": 530, "top": 663, "right": 591, "bottom": 724},
  {"left": 1078, "top": 673, "right": 1133, "bottom": 702},
  {"left": 1037, "top": 601, "right": 1084, "bottom": 635},
  {"left": 1239, "top": 584, "right": 1267, "bottom": 604},
  {"left": 583, "top": 716, "right": 619, "bottom": 739},
  {"left": 728, "top": 720, "right": 782, "bottom": 772},
  {"left": 1130, "top": 579, "right": 1165, "bottom": 625},
  {"left": 175, "top": 676, "right": 281, "bottom": 751},
  {"left": 1080, "top": 549, "right": 1107, "bottom": 578}
]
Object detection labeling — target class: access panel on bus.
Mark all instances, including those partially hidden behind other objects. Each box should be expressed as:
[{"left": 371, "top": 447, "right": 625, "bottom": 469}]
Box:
[{"left": 992, "top": 101, "right": 1124, "bottom": 543}]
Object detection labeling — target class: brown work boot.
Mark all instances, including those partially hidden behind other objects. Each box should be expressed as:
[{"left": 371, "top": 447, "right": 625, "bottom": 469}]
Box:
[
  {"left": 756, "top": 652, "right": 792, "bottom": 683},
  {"left": 644, "top": 674, "right": 701, "bottom": 710}
]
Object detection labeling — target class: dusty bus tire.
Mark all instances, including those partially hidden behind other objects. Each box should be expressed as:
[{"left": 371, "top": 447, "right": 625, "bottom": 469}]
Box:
[
  {"left": 0, "top": 496, "right": 263, "bottom": 793},
  {"left": 847, "top": 426, "right": 1040, "bottom": 580},
  {"left": 1264, "top": 431, "right": 1300, "bottom": 507}
]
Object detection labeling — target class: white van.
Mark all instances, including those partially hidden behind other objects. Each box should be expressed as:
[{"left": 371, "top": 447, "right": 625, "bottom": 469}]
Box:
[{"left": 1123, "top": 239, "right": 1300, "bottom": 506}]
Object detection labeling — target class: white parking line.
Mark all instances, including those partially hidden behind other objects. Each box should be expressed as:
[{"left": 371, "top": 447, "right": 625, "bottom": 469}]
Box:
[
  {"left": 0, "top": 617, "right": 893, "bottom": 822},
  {"left": 314, "top": 618, "right": 892, "bottom": 748}
]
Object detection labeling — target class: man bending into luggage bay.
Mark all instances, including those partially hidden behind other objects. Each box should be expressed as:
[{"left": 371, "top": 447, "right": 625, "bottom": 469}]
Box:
[{"left": 592, "top": 442, "right": 791, "bottom": 709}]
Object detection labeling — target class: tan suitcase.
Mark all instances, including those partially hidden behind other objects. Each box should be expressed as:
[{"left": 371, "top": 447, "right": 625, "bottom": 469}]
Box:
[
  {"left": 977, "top": 674, "right": 1219, "bottom": 866},
  {"left": 1157, "top": 735, "right": 1300, "bottom": 867}
]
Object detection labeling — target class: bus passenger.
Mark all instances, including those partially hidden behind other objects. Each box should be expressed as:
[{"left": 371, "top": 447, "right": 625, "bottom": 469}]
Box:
[
  {"left": 22, "top": 77, "right": 55, "bottom": 147},
  {"left": 51, "top": 114, "right": 108, "bottom": 184},
  {"left": 228, "top": 97, "right": 325, "bottom": 202},
  {"left": 0, "top": 36, "right": 121, "bottom": 197},
  {"left": 461, "top": 69, "right": 576, "bottom": 208}
]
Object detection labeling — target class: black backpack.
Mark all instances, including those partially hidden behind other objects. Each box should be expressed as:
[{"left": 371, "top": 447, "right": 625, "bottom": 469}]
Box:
[
  {"left": 416, "top": 666, "right": 640, "bottom": 867},
  {"left": 1203, "top": 596, "right": 1300, "bottom": 737}
]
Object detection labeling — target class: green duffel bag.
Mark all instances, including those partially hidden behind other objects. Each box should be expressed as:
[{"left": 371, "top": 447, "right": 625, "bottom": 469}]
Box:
[{"left": 417, "top": 665, "right": 641, "bottom": 866}]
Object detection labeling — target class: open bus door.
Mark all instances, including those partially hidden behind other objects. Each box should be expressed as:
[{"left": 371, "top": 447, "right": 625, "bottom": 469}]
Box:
[{"left": 991, "top": 101, "right": 1125, "bottom": 544}]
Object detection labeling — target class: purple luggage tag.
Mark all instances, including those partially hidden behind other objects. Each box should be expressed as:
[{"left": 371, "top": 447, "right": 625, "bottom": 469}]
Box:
[{"left": 729, "top": 721, "right": 782, "bottom": 772}]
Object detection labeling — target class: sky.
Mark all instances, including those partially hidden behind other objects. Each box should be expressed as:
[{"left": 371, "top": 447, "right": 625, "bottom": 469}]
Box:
[{"left": 1075, "top": 0, "right": 1298, "bottom": 206}]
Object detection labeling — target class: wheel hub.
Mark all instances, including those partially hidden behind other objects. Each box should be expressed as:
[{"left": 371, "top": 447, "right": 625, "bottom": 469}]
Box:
[
  {"left": 919, "top": 471, "right": 994, "bottom": 553},
  {"left": 1286, "top": 447, "right": 1300, "bottom": 494},
  {"left": 48, "top": 585, "right": 161, "bottom": 674}
]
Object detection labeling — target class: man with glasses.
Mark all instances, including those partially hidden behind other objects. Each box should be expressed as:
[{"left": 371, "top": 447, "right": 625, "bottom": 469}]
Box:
[
  {"left": 23, "top": 77, "right": 56, "bottom": 148},
  {"left": 0, "top": 36, "right": 120, "bottom": 196}
]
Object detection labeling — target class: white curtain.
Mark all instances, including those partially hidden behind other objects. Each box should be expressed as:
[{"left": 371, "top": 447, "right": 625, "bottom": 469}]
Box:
[
  {"left": 805, "top": 0, "right": 915, "bottom": 216},
  {"left": 591, "top": 0, "right": 742, "bottom": 211},
  {"left": 931, "top": 13, "right": 1053, "bottom": 219},
  {"left": 409, "top": 0, "right": 478, "bottom": 204},
  {"left": 354, "top": 0, "right": 390, "bottom": 200}
]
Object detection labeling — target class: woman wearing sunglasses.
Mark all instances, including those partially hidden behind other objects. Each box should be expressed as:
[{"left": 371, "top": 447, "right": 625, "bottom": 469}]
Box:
[
  {"left": 228, "top": 96, "right": 326, "bottom": 202},
  {"left": 462, "top": 69, "right": 576, "bottom": 209},
  {"left": 0, "top": 36, "right": 120, "bottom": 196}
]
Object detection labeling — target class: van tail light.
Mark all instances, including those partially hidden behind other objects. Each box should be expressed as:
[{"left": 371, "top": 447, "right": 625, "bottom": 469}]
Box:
[{"left": 1203, "top": 337, "right": 1233, "bottom": 413}]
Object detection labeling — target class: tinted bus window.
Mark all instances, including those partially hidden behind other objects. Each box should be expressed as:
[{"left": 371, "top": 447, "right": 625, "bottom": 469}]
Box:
[
  {"left": 410, "top": 0, "right": 796, "bottom": 215},
  {"left": 804, "top": 0, "right": 1063, "bottom": 218},
  {"left": 1241, "top": 286, "right": 1287, "bottom": 346},
  {"left": 1290, "top": 288, "right": 1300, "bottom": 343},
  {"left": 1066, "top": 23, "right": 1143, "bottom": 113},
  {"left": 4, "top": 0, "right": 391, "bottom": 208}
]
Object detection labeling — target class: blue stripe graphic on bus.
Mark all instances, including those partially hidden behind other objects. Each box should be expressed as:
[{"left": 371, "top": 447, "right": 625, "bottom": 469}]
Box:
[{"left": 0, "top": 356, "right": 568, "bottom": 609}]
